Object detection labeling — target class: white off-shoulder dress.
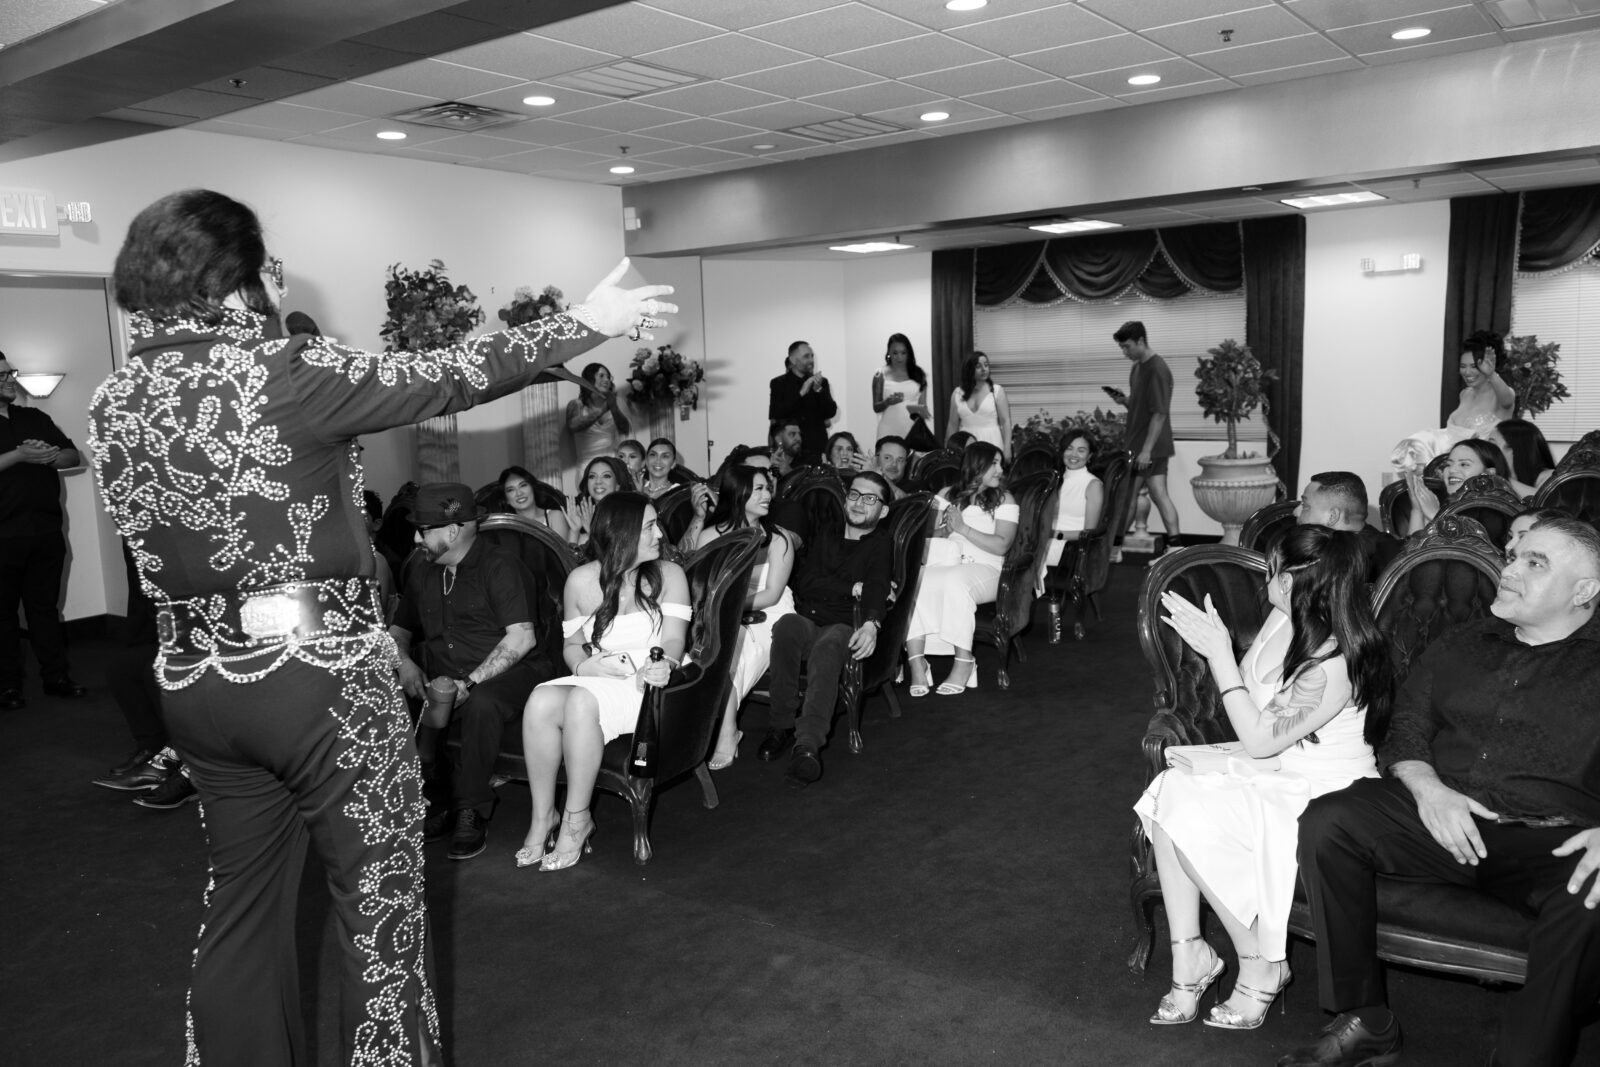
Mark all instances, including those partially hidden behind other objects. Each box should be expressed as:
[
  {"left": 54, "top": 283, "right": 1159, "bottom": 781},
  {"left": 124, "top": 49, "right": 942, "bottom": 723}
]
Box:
[{"left": 539, "top": 603, "right": 693, "bottom": 743}]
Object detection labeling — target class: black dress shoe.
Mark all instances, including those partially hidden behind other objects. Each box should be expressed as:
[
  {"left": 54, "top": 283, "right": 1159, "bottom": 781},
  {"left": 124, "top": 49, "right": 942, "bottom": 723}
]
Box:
[
  {"left": 448, "top": 809, "right": 488, "bottom": 860},
  {"left": 1277, "top": 1012, "right": 1402, "bottom": 1067},
  {"left": 757, "top": 728, "right": 795, "bottom": 762},
  {"left": 94, "top": 749, "right": 178, "bottom": 791},
  {"left": 41, "top": 677, "right": 87, "bottom": 698},
  {"left": 424, "top": 805, "right": 452, "bottom": 842},
  {"left": 106, "top": 746, "right": 159, "bottom": 778},
  {"left": 134, "top": 771, "right": 198, "bottom": 810},
  {"left": 785, "top": 744, "right": 822, "bottom": 789},
  {"left": 0, "top": 689, "right": 24, "bottom": 709}
]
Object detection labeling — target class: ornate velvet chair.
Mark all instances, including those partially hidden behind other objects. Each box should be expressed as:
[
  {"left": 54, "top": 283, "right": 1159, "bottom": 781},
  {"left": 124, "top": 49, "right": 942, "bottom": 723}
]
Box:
[
  {"left": 973, "top": 469, "right": 1060, "bottom": 688},
  {"left": 1379, "top": 455, "right": 1449, "bottom": 537},
  {"left": 1043, "top": 452, "right": 1136, "bottom": 642},
  {"left": 1532, "top": 441, "right": 1600, "bottom": 528},
  {"left": 651, "top": 483, "right": 699, "bottom": 554},
  {"left": 1436, "top": 474, "right": 1522, "bottom": 550},
  {"left": 1239, "top": 499, "right": 1299, "bottom": 555},
  {"left": 474, "top": 514, "right": 580, "bottom": 675},
  {"left": 492, "top": 526, "right": 764, "bottom": 865},
  {"left": 908, "top": 448, "right": 962, "bottom": 494},
  {"left": 475, "top": 476, "right": 566, "bottom": 517},
  {"left": 1007, "top": 440, "right": 1060, "bottom": 483}
]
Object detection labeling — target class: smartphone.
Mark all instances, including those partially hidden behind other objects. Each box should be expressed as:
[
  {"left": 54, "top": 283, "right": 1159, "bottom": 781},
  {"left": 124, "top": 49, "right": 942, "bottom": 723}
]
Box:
[{"left": 602, "top": 651, "right": 635, "bottom": 672}]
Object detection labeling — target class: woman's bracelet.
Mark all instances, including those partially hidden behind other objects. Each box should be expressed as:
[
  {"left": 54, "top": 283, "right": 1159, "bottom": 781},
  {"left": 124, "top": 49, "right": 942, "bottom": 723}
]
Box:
[{"left": 1217, "top": 684, "right": 1247, "bottom": 699}]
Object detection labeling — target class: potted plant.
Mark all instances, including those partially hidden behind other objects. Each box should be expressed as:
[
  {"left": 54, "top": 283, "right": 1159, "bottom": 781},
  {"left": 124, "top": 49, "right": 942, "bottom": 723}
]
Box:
[
  {"left": 381, "top": 259, "right": 484, "bottom": 481},
  {"left": 1189, "top": 339, "right": 1281, "bottom": 545},
  {"left": 1503, "top": 334, "right": 1569, "bottom": 419}
]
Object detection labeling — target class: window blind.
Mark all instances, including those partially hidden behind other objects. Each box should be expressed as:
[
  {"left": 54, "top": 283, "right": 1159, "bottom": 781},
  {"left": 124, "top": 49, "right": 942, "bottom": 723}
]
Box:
[
  {"left": 972, "top": 292, "right": 1252, "bottom": 441},
  {"left": 1511, "top": 259, "right": 1600, "bottom": 443}
]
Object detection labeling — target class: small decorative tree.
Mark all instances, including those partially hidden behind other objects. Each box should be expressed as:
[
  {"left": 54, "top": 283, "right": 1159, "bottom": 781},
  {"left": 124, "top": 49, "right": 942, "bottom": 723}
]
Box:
[
  {"left": 1194, "top": 339, "right": 1278, "bottom": 459},
  {"left": 381, "top": 260, "right": 484, "bottom": 481},
  {"left": 1502, "top": 334, "right": 1569, "bottom": 419}
]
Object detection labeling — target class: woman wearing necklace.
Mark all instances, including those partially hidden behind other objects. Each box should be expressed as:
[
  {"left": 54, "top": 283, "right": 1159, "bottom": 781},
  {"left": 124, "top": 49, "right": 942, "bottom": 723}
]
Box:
[
  {"left": 498, "top": 464, "right": 570, "bottom": 541},
  {"left": 566, "top": 363, "right": 630, "bottom": 468},
  {"left": 872, "top": 333, "right": 932, "bottom": 446},
  {"left": 517, "top": 493, "right": 689, "bottom": 871},
  {"left": 947, "top": 352, "right": 1011, "bottom": 458},
  {"left": 640, "top": 437, "right": 686, "bottom": 499}
]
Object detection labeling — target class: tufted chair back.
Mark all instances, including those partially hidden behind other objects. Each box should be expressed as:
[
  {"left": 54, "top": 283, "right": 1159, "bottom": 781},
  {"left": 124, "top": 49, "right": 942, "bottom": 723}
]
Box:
[
  {"left": 1007, "top": 441, "right": 1061, "bottom": 483},
  {"left": 1437, "top": 474, "right": 1521, "bottom": 550},
  {"left": 1372, "top": 515, "right": 1502, "bottom": 682},
  {"left": 1240, "top": 500, "right": 1299, "bottom": 556},
  {"left": 974, "top": 469, "right": 1061, "bottom": 687},
  {"left": 474, "top": 515, "right": 579, "bottom": 675},
  {"left": 1532, "top": 444, "right": 1600, "bottom": 529}
]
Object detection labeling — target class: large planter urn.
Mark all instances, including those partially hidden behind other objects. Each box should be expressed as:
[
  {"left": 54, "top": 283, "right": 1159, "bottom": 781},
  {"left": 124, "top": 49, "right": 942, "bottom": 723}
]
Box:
[{"left": 1190, "top": 455, "right": 1280, "bottom": 545}]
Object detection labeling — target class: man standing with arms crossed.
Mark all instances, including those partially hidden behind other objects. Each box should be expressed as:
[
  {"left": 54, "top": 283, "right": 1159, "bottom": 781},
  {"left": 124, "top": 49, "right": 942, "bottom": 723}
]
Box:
[{"left": 1115, "top": 321, "right": 1180, "bottom": 547}]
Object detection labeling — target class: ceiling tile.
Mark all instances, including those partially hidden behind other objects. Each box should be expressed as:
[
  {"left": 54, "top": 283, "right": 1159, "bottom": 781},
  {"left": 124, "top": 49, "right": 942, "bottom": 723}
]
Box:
[
  {"left": 967, "top": 79, "right": 1105, "bottom": 114},
  {"left": 283, "top": 133, "right": 394, "bottom": 155},
  {"left": 1020, "top": 33, "right": 1177, "bottom": 79},
  {"left": 131, "top": 88, "right": 257, "bottom": 120},
  {"left": 1117, "top": 77, "right": 1235, "bottom": 104},
  {"left": 638, "top": 32, "right": 810, "bottom": 80},
  {"left": 1142, "top": 6, "right": 1318, "bottom": 55},
  {"left": 832, "top": 33, "right": 997, "bottom": 80},
  {"left": 536, "top": 4, "right": 724, "bottom": 55},
  {"left": 948, "top": 5, "right": 1124, "bottom": 54},
  {"left": 1070, "top": 56, "right": 1220, "bottom": 95},
  {"left": 727, "top": 59, "right": 883, "bottom": 98},
  {"left": 211, "top": 101, "right": 368, "bottom": 135},
  {"left": 355, "top": 59, "right": 524, "bottom": 100},
  {"left": 270, "top": 41, "right": 419, "bottom": 81},
  {"left": 695, "top": 157, "right": 775, "bottom": 174},
  {"left": 483, "top": 146, "right": 614, "bottom": 170},
  {"left": 702, "top": 131, "right": 823, "bottom": 155},
  {"left": 389, "top": 146, "right": 476, "bottom": 164},
  {"left": 1358, "top": 32, "right": 1502, "bottom": 65},
  {"left": 715, "top": 99, "right": 854, "bottom": 131},
  {"left": 1328, "top": 6, "right": 1500, "bottom": 54},
  {"left": 637, "top": 80, "right": 783, "bottom": 116},
  {"left": 633, "top": 145, "right": 752, "bottom": 167},
  {"left": 1192, "top": 34, "right": 1350, "bottom": 78},
  {"left": 1481, "top": 164, "right": 1600, "bottom": 190},
  {"left": 186, "top": 119, "right": 299, "bottom": 141},
  {"left": 352, "top": 12, "right": 506, "bottom": 56},
  {"left": 1502, "top": 12, "right": 1600, "bottom": 40},
  {"left": 860, "top": 0, "right": 1070, "bottom": 32},
  {"left": 903, "top": 58, "right": 1055, "bottom": 97},
  {"left": 1183, "top": 199, "right": 1297, "bottom": 218},
  {"left": 866, "top": 99, "right": 1006, "bottom": 127},
  {"left": 917, "top": 113, "right": 1026, "bottom": 137},
  {"left": 636, "top": 0, "right": 846, "bottom": 32},
  {"left": 417, "top": 132, "right": 532, "bottom": 159},
  {"left": 483, "top": 119, "right": 622, "bottom": 146},
  {"left": 102, "top": 107, "right": 200, "bottom": 127},
  {"left": 562, "top": 156, "right": 681, "bottom": 178},
  {"left": 436, "top": 33, "right": 620, "bottom": 80},
  {"left": 561, "top": 133, "right": 684, "bottom": 157},
  {"left": 1230, "top": 55, "right": 1364, "bottom": 84},
  {"left": 1284, "top": 0, "right": 1477, "bottom": 33},
  {"left": 195, "top": 67, "right": 334, "bottom": 103},
  {"left": 458, "top": 81, "right": 619, "bottom": 120},
  {"left": 1079, "top": 0, "right": 1283, "bottom": 32},
  {"left": 636, "top": 116, "right": 765, "bottom": 143},
  {"left": 291, "top": 119, "right": 456, "bottom": 147},
  {"left": 558, "top": 100, "right": 694, "bottom": 132},
  {"left": 801, "top": 81, "right": 941, "bottom": 114},
  {"left": 1013, "top": 97, "right": 1126, "bottom": 121},
  {"left": 744, "top": 5, "right": 926, "bottom": 55},
  {"left": 281, "top": 82, "right": 431, "bottom": 119}
]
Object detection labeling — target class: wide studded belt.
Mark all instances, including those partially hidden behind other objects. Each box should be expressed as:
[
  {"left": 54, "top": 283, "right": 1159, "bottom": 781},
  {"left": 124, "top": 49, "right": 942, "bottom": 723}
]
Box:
[{"left": 156, "top": 577, "right": 384, "bottom": 656}]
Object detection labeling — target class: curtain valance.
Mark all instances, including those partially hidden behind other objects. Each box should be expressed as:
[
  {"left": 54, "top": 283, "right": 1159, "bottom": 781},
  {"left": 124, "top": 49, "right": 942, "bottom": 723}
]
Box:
[
  {"left": 974, "top": 222, "right": 1242, "bottom": 306},
  {"left": 1519, "top": 185, "right": 1600, "bottom": 274}
]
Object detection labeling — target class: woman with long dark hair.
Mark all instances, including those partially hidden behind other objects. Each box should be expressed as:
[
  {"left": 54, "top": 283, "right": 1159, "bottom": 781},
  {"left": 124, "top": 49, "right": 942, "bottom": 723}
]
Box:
[
  {"left": 564, "top": 455, "right": 634, "bottom": 547},
  {"left": 567, "top": 362, "right": 630, "bottom": 467},
  {"left": 1135, "top": 526, "right": 1394, "bottom": 1031},
  {"left": 1484, "top": 418, "right": 1556, "bottom": 497},
  {"left": 1405, "top": 437, "right": 1512, "bottom": 531},
  {"left": 641, "top": 436, "right": 684, "bottom": 499},
  {"left": 518, "top": 493, "right": 690, "bottom": 871},
  {"left": 696, "top": 465, "right": 796, "bottom": 769},
  {"left": 947, "top": 351, "right": 1011, "bottom": 457},
  {"left": 872, "top": 332, "right": 931, "bottom": 446},
  {"left": 904, "top": 442, "right": 1018, "bottom": 696},
  {"left": 499, "top": 464, "right": 570, "bottom": 540}
]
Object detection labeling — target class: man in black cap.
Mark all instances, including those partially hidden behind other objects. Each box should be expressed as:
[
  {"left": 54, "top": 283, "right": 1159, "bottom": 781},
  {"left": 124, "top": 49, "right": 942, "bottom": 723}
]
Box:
[{"left": 389, "top": 482, "right": 546, "bottom": 860}]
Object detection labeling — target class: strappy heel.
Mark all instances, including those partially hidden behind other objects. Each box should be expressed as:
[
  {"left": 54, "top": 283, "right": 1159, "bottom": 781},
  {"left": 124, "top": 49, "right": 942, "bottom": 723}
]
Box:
[
  {"left": 1205, "top": 955, "right": 1291, "bottom": 1030},
  {"left": 514, "top": 813, "right": 561, "bottom": 869},
  {"left": 906, "top": 653, "right": 932, "bottom": 698},
  {"left": 540, "top": 808, "right": 594, "bottom": 872},
  {"left": 709, "top": 729, "right": 742, "bottom": 771},
  {"left": 1149, "top": 934, "right": 1224, "bottom": 1025},
  {"left": 936, "top": 656, "right": 978, "bottom": 696}
]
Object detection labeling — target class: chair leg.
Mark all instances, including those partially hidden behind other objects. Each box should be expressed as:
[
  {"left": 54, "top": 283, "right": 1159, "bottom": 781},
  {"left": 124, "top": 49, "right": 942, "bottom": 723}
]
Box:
[
  {"left": 883, "top": 685, "right": 904, "bottom": 720},
  {"left": 693, "top": 763, "right": 719, "bottom": 810},
  {"left": 846, "top": 693, "right": 864, "bottom": 756},
  {"left": 628, "top": 778, "right": 656, "bottom": 866}
]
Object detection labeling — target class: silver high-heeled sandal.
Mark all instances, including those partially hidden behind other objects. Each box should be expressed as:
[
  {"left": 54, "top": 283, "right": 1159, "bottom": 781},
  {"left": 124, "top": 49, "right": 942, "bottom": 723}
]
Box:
[
  {"left": 514, "top": 814, "right": 561, "bottom": 869},
  {"left": 1204, "top": 955, "right": 1291, "bottom": 1030},
  {"left": 540, "top": 808, "right": 595, "bottom": 872},
  {"left": 906, "top": 653, "right": 932, "bottom": 698},
  {"left": 936, "top": 656, "right": 978, "bottom": 696},
  {"left": 1149, "top": 935, "right": 1225, "bottom": 1025}
]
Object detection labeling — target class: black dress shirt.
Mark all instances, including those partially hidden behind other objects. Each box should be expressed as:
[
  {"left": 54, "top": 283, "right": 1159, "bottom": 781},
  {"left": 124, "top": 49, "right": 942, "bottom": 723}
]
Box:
[
  {"left": 769, "top": 369, "right": 837, "bottom": 463},
  {"left": 1380, "top": 611, "right": 1600, "bottom": 824},
  {"left": 395, "top": 538, "right": 534, "bottom": 678},
  {"left": 789, "top": 523, "right": 892, "bottom": 629},
  {"left": 0, "top": 405, "right": 75, "bottom": 537}
]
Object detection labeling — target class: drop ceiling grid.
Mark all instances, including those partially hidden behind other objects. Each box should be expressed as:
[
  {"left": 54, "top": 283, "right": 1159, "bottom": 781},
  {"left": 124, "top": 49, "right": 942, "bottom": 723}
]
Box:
[{"left": 179, "top": 1, "right": 1583, "bottom": 185}]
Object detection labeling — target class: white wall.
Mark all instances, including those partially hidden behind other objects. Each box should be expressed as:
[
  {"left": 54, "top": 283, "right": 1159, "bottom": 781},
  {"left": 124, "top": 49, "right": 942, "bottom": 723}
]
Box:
[{"left": 0, "top": 126, "right": 629, "bottom": 615}]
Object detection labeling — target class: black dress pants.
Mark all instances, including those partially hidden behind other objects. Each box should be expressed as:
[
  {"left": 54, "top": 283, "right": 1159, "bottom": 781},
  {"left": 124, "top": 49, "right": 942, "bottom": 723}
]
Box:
[
  {"left": 448, "top": 657, "right": 547, "bottom": 817},
  {"left": 769, "top": 614, "right": 852, "bottom": 750},
  {"left": 164, "top": 645, "right": 440, "bottom": 1067},
  {"left": 0, "top": 530, "right": 71, "bottom": 688},
  {"left": 104, "top": 641, "right": 165, "bottom": 751},
  {"left": 1299, "top": 777, "right": 1600, "bottom": 1067}
]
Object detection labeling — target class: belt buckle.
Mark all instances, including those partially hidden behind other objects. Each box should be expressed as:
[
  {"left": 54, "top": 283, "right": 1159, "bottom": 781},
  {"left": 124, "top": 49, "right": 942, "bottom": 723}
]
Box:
[
  {"left": 240, "top": 592, "right": 302, "bottom": 641},
  {"left": 156, "top": 607, "right": 177, "bottom": 649}
]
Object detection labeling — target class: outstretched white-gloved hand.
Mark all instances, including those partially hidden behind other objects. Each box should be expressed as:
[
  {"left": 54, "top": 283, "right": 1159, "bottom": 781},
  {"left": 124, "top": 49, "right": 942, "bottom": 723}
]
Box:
[{"left": 573, "top": 258, "right": 678, "bottom": 340}]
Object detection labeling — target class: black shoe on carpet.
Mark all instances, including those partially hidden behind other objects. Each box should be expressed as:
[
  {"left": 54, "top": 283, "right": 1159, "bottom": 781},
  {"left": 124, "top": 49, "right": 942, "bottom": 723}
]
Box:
[
  {"left": 757, "top": 728, "right": 795, "bottom": 762},
  {"left": 448, "top": 809, "right": 488, "bottom": 860},
  {"left": 424, "top": 805, "right": 453, "bottom": 842},
  {"left": 0, "top": 689, "right": 25, "bottom": 710},
  {"left": 41, "top": 677, "right": 88, "bottom": 699},
  {"left": 103, "top": 746, "right": 159, "bottom": 780},
  {"left": 134, "top": 771, "right": 198, "bottom": 810},
  {"left": 785, "top": 744, "right": 822, "bottom": 790},
  {"left": 95, "top": 748, "right": 178, "bottom": 791},
  {"left": 1276, "top": 1011, "right": 1401, "bottom": 1067}
]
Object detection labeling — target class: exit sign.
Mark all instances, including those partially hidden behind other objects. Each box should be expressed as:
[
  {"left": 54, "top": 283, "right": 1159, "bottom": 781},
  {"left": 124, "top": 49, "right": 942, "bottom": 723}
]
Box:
[{"left": 0, "top": 188, "right": 58, "bottom": 235}]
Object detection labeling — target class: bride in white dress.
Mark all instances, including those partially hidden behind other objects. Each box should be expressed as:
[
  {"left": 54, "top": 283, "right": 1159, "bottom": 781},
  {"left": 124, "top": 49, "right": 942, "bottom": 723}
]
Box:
[
  {"left": 947, "top": 352, "right": 1011, "bottom": 457},
  {"left": 1133, "top": 526, "right": 1394, "bottom": 1031},
  {"left": 518, "top": 492, "right": 690, "bottom": 872},
  {"left": 1390, "top": 330, "right": 1516, "bottom": 477}
]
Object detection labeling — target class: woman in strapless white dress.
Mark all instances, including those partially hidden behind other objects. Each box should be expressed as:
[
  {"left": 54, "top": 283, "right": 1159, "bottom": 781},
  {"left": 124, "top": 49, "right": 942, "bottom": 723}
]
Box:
[
  {"left": 872, "top": 333, "right": 932, "bottom": 445},
  {"left": 1390, "top": 331, "right": 1515, "bottom": 483},
  {"left": 518, "top": 492, "right": 690, "bottom": 872},
  {"left": 696, "top": 464, "right": 795, "bottom": 770},
  {"left": 1133, "top": 526, "right": 1394, "bottom": 1032},
  {"left": 947, "top": 352, "right": 1011, "bottom": 457}
]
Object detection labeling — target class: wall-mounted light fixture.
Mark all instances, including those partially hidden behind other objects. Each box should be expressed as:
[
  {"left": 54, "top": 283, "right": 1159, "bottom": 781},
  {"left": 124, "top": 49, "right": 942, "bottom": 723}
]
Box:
[
  {"left": 16, "top": 373, "right": 65, "bottom": 398},
  {"left": 1360, "top": 254, "right": 1423, "bottom": 275}
]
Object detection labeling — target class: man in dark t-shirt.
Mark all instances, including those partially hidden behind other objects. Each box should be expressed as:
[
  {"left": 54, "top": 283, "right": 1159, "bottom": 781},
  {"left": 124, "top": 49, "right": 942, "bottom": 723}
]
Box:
[
  {"left": 1115, "top": 321, "right": 1181, "bottom": 544},
  {"left": 0, "top": 351, "right": 86, "bottom": 708}
]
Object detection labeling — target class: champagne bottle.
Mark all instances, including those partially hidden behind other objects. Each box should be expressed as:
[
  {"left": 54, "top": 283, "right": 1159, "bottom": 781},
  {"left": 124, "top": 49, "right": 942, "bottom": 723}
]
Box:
[{"left": 630, "top": 647, "right": 666, "bottom": 777}]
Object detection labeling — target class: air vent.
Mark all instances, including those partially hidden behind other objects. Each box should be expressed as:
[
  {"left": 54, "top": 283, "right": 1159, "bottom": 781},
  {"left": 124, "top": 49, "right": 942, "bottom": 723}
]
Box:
[
  {"left": 547, "top": 61, "right": 700, "bottom": 98},
  {"left": 385, "top": 101, "right": 525, "bottom": 132},
  {"left": 783, "top": 116, "right": 906, "bottom": 143}
]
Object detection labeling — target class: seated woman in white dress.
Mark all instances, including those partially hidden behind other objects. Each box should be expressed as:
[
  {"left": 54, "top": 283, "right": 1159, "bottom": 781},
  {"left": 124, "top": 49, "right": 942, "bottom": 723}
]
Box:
[
  {"left": 1134, "top": 526, "right": 1394, "bottom": 1030},
  {"left": 946, "top": 352, "right": 1011, "bottom": 458},
  {"left": 872, "top": 333, "right": 932, "bottom": 446},
  {"left": 564, "top": 455, "right": 634, "bottom": 549},
  {"left": 694, "top": 464, "right": 796, "bottom": 770},
  {"left": 904, "top": 442, "right": 1019, "bottom": 696},
  {"left": 1390, "top": 330, "right": 1515, "bottom": 476},
  {"left": 1036, "top": 431, "right": 1105, "bottom": 595},
  {"left": 518, "top": 493, "right": 690, "bottom": 871}
]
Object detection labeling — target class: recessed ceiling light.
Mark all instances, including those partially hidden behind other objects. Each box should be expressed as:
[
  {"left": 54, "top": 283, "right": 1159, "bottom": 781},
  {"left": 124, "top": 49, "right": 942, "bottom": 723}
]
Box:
[
  {"left": 1390, "top": 27, "right": 1432, "bottom": 40},
  {"left": 1281, "top": 191, "right": 1386, "bottom": 209},
  {"left": 946, "top": 0, "right": 988, "bottom": 10},
  {"left": 920, "top": 111, "right": 950, "bottom": 123},
  {"left": 1028, "top": 219, "right": 1123, "bottom": 235},
  {"left": 376, "top": 130, "right": 407, "bottom": 141},
  {"left": 609, "top": 165, "right": 636, "bottom": 175},
  {"left": 1127, "top": 74, "right": 1162, "bottom": 86},
  {"left": 522, "top": 95, "right": 556, "bottom": 106},
  {"left": 829, "top": 241, "right": 914, "bottom": 254},
  {"left": 751, "top": 143, "right": 777, "bottom": 150}
]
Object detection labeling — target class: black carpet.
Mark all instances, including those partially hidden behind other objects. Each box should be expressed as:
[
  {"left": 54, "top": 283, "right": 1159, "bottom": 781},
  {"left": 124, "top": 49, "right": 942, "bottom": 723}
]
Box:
[{"left": 4, "top": 564, "right": 1595, "bottom": 1066}]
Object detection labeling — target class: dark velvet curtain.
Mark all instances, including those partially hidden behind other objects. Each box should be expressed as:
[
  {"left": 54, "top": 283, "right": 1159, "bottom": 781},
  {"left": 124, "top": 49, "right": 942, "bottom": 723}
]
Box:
[
  {"left": 930, "top": 249, "right": 974, "bottom": 441},
  {"left": 1039, "top": 230, "right": 1159, "bottom": 299},
  {"left": 1160, "top": 223, "right": 1244, "bottom": 292},
  {"left": 976, "top": 222, "right": 1242, "bottom": 305},
  {"left": 1242, "top": 217, "right": 1305, "bottom": 494},
  {"left": 974, "top": 242, "right": 1044, "bottom": 306},
  {"left": 1441, "top": 193, "right": 1518, "bottom": 423},
  {"left": 1519, "top": 185, "right": 1600, "bottom": 272}
]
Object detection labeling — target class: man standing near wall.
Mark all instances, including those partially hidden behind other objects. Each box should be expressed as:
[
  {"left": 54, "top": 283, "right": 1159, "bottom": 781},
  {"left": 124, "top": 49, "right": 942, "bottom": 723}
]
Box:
[
  {"left": 769, "top": 340, "right": 836, "bottom": 465},
  {"left": 0, "top": 350, "right": 86, "bottom": 708},
  {"left": 1115, "top": 321, "right": 1181, "bottom": 546}
]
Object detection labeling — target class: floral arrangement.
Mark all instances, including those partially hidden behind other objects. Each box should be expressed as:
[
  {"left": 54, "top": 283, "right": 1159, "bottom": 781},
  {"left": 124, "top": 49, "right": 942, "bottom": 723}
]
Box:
[
  {"left": 1194, "top": 338, "right": 1278, "bottom": 459},
  {"left": 1503, "top": 334, "right": 1569, "bottom": 419},
  {"left": 628, "top": 344, "right": 705, "bottom": 417},
  {"left": 379, "top": 260, "right": 483, "bottom": 352},
  {"left": 498, "top": 284, "right": 566, "bottom": 328},
  {"left": 1011, "top": 407, "right": 1127, "bottom": 454}
]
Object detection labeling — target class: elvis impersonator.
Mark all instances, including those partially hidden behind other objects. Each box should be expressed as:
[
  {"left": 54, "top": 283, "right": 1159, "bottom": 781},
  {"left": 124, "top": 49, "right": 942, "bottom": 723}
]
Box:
[{"left": 87, "top": 189, "right": 674, "bottom": 1066}]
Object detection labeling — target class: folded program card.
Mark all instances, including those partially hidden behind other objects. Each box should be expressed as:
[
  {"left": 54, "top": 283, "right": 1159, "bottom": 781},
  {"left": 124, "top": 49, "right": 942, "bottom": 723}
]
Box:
[{"left": 1165, "top": 742, "right": 1281, "bottom": 775}]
